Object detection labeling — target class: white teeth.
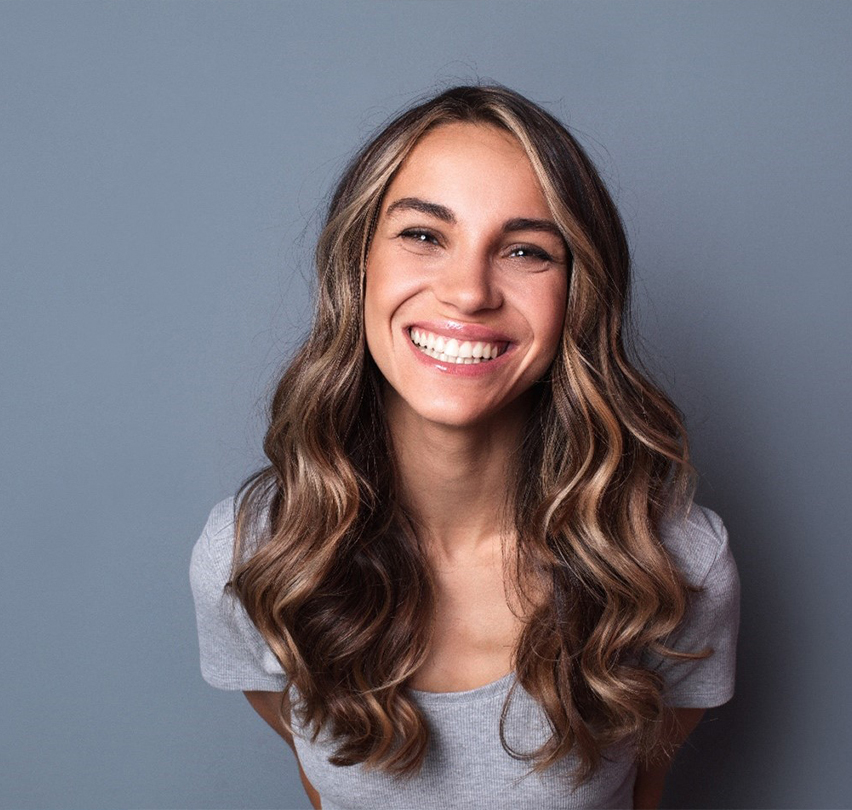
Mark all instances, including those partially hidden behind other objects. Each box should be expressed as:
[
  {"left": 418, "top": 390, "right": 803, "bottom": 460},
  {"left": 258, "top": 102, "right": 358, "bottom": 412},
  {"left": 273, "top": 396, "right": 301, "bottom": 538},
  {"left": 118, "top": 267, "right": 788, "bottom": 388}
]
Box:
[{"left": 408, "top": 328, "right": 504, "bottom": 364}]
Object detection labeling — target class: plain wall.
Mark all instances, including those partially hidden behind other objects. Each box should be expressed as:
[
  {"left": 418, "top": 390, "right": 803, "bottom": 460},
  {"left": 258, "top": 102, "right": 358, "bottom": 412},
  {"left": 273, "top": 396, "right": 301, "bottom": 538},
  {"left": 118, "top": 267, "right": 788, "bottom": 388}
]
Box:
[{"left": 1, "top": 1, "right": 850, "bottom": 807}]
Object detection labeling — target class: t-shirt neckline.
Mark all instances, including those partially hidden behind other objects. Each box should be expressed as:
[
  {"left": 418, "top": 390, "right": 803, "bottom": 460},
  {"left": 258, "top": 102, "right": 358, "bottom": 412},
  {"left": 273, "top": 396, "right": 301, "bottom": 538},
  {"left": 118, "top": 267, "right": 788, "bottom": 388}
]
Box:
[{"left": 407, "top": 671, "right": 516, "bottom": 705}]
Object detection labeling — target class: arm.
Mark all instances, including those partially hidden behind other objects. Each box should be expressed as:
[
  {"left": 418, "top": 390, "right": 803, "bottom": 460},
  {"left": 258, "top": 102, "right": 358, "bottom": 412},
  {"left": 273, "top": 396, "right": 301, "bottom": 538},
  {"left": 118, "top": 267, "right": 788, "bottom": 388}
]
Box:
[
  {"left": 632, "top": 707, "right": 705, "bottom": 810},
  {"left": 244, "top": 690, "right": 322, "bottom": 810}
]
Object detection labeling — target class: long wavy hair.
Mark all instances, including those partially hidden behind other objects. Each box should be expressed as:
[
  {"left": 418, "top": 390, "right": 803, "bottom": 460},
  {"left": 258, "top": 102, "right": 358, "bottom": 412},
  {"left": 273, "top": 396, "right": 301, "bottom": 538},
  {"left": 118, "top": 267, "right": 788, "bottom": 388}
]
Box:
[{"left": 228, "top": 84, "right": 708, "bottom": 784}]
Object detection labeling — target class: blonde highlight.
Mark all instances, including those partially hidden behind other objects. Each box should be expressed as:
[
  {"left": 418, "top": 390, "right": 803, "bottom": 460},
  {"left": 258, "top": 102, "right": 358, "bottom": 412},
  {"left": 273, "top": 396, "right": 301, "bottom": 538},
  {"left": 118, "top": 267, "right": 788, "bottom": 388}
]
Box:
[{"left": 228, "top": 85, "right": 707, "bottom": 785}]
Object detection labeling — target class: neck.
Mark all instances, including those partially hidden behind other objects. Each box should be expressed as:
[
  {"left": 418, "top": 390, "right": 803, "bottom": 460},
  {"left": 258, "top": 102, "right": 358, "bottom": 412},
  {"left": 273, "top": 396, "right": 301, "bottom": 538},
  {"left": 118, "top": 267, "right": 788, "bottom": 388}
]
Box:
[{"left": 385, "top": 390, "right": 531, "bottom": 566}]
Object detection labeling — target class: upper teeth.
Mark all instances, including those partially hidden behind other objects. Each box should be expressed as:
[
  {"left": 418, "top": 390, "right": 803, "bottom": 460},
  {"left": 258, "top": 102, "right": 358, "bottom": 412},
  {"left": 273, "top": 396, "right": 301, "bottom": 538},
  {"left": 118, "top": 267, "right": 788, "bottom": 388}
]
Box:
[{"left": 408, "top": 328, "right": 503, "bottom": 363}]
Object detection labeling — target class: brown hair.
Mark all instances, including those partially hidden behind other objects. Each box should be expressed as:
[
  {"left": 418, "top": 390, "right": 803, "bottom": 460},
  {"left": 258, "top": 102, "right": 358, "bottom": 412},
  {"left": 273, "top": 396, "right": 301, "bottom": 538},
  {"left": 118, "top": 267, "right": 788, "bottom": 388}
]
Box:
[{"left": 228, "top": 84, "right": 707, "bottom": 783}]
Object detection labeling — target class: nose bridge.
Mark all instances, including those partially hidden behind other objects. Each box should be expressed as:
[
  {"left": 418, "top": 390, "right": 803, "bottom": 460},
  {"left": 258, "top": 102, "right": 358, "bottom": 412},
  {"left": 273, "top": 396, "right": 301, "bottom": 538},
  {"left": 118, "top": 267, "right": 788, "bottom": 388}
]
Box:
[{"left": 434, "top": 235, "right": 500, "bottom": 312}]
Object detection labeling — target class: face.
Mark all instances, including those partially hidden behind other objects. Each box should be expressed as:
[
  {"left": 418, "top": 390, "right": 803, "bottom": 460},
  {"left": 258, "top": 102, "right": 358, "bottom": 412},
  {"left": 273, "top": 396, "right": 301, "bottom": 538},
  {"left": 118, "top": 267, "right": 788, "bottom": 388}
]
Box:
[{"left": 363, "top": 122, "right": 569, "bottom": 431}]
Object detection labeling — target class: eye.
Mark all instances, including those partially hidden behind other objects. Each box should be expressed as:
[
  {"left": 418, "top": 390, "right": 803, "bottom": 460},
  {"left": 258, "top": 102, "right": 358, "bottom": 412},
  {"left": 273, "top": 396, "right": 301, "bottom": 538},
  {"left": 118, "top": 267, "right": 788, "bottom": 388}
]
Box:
[
  {"left": 507, "top": 244, "right": 555, "bottom": 263},
  {"left": 399, "top": 228, "right": 441, "bottom": 247}
]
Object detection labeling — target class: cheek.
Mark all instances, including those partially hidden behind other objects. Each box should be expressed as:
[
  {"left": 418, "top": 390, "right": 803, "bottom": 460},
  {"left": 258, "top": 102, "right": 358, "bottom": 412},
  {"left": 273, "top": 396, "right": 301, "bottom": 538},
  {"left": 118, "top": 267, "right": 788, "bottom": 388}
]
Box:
[
  {"left": 364, "top": 255, "right": 425, "bottom": 340},
  {"left": 548, "top": 273, "right": 569, "bottom": 330},
  {"left": 521, "top": 275, "right": 569, "bottom": 354},
  {"left": 545, "top": 288, "right": 569, "bottom": 350},
  {"left": 363, "top": 276, "right": 387, "bottom": 364},
  {"left": 363, "top": 256, "right": 394, "bottom": 335},
  {"left": 363, "top": 261, "right": 413, "bottom": 368},
  {"left": 363, "top": 274, "right": 379, "bottom": 342}
]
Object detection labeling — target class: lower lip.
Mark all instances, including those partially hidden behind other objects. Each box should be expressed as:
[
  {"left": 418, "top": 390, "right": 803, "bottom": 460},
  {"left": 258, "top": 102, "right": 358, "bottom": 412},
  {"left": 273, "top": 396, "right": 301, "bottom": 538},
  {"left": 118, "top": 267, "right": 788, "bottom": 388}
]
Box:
[{"left": 404, "top": 330, "right": 513, "bottom": 377}]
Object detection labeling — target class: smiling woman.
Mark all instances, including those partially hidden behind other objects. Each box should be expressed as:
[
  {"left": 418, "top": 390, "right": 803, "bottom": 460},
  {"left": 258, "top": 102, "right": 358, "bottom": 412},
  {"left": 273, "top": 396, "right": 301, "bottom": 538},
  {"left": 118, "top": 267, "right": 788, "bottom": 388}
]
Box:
[
  {"left": 365, "top": 122, "right": 568, "bottom": 430},
  {"left": 189, "top": 85, "right": 740, "bottom": 810}
]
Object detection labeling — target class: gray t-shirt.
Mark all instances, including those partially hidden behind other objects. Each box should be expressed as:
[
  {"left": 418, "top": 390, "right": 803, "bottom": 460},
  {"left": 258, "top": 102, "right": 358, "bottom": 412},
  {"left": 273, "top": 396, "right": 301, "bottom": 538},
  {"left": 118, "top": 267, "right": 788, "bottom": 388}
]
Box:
[{"left": 190, "top": 496, "right": 740, "bottom": 809}]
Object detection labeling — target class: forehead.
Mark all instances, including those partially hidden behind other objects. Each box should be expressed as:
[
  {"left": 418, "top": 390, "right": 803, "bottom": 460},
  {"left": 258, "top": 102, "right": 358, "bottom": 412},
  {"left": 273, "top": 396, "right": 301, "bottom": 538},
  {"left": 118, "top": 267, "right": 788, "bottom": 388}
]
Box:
[{"left": 383, "top": 122, "right": 550, "bottom": 216}]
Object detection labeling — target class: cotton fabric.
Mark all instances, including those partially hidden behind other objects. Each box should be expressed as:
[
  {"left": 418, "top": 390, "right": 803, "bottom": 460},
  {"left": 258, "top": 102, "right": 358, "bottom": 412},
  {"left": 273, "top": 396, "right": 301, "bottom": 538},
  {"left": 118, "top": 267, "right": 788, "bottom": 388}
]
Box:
[{"left": 190, "top": 496, "right": 739, "bottom": 809}]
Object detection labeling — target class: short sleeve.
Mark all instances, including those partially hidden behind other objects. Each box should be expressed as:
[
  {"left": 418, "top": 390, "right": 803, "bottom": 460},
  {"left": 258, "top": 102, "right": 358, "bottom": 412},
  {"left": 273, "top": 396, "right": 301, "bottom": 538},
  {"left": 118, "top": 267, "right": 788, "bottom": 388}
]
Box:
[
  {"left": 645, "top": 503, "right": 741, "bottom": 708},
  {"left": 189, "top": 497, "right": 288, "bottom": 691}
]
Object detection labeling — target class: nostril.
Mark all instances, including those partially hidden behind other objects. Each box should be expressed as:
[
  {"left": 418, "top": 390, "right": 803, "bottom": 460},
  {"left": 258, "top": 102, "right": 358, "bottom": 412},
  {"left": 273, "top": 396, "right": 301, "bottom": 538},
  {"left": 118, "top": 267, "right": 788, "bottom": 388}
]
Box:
[{"left": 434, "top": 278, "right": 502, "bottom": 312}]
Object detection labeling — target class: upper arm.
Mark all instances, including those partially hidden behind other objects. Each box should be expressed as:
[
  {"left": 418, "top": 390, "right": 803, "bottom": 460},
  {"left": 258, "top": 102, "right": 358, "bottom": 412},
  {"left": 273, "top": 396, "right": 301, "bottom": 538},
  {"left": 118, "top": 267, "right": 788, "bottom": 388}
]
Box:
[
  {"left": 651, "top": 506, "right": 741, "bottom": 708},
  {"left": 244, "top": 691, "right": 323, "bottom": 810},
  {"left": 654, "top": 705, "right": 706, "bottom": 759},
  {"left": 189, "top": 500, "right": 289, "bottom": 692},
  {"left": 244, "top": 690, "right": 295, "bottom": 750},
  {"left": 633, "top": 707, "right": 706, "bottom": 809}
]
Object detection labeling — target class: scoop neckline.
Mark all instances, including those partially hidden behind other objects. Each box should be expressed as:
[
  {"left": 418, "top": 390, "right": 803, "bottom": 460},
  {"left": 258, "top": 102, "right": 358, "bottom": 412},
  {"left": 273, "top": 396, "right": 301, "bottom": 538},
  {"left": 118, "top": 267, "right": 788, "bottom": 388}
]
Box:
[{"left": 407, "top": 670, "right": 516, "bottom": 705}]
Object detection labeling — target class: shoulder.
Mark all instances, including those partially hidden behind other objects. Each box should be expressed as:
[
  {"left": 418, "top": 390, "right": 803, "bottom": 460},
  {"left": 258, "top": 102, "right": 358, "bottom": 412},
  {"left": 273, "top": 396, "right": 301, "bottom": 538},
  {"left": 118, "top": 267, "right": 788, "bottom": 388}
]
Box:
[
  {"left": 188, "top": 494, "right": 288, "bottom": 691},
  {"left": 658, "top": 501, "right": 738, "bottom": 591},
  {"left": 189, "top": 496, "right": 238, "bottom": 588},
  {"left": 189, "top": 492, "right": 277, "bottom": 593},
  {"left": 206, "top": 495, "right": 238, "bottom": 539},
  {"left": 650, "top": 501, "right": 741, "bottom": 706}
]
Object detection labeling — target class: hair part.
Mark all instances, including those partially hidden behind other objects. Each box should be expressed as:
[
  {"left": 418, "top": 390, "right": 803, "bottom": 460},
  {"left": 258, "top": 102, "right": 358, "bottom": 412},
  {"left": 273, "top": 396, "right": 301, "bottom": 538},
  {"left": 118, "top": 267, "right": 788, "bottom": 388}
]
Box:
[{"left": 229, "top": 83, "right": 706, "bottom": 785}]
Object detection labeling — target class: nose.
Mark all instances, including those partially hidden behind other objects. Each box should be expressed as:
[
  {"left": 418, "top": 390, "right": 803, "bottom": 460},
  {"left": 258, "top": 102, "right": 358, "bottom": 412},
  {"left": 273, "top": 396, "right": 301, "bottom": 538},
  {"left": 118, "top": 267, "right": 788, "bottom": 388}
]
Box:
[{"left": 432, "top": 244, "right": 502, "bottom": 314}]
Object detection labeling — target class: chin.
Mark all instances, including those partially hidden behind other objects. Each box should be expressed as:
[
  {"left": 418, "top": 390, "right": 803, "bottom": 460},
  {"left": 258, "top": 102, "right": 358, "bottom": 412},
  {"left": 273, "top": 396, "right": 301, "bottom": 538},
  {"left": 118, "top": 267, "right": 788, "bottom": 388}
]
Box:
[
  {"left": 423, "top": 413, "right": 488, "bottom": 430},
  {"left": 411, "top": 398, "right": 501, "bottom": 430}
]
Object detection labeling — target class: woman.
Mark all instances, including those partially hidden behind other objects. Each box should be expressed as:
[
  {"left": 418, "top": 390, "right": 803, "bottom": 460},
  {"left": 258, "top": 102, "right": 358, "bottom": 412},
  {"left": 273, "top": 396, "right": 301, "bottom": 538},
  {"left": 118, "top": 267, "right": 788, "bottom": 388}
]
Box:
[{"left": 190, "top": 85, "right": 740, "bottom": 809}]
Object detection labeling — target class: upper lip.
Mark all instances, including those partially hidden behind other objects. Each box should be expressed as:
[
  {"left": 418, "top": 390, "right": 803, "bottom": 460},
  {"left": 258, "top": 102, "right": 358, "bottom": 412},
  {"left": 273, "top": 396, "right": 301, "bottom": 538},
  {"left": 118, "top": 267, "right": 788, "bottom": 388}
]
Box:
[{"left": 405, "top": 320, "right": 512, "bottom": 343}]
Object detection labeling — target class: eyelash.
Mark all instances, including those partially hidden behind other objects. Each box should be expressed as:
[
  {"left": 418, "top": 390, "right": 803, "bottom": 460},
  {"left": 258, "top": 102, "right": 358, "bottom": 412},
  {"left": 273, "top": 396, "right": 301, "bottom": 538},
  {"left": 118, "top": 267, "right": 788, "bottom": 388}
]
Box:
[
  {"left": 398, "top": 229, "right": 555, "bottom": 263},
  {"left": 400, "top": 228, "right": 440, "bottom": 246}
]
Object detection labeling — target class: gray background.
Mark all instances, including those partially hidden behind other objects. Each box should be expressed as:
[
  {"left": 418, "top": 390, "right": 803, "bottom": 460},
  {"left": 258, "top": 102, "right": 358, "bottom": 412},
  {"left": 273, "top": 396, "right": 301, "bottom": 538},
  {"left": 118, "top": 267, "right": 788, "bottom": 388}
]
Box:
[{"left": 1, "top": 1, "right": 849, "bottom": 808}]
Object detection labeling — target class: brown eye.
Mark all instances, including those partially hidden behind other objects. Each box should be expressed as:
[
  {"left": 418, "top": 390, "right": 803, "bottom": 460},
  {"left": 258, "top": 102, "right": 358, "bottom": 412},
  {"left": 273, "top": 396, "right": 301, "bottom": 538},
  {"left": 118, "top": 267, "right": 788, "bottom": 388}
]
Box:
[
  {"left": 508, "top": 245, "right": 553, "bottom": 262},
  {"left": 400, "top": 229, "right": 440, "bottom": 246}
]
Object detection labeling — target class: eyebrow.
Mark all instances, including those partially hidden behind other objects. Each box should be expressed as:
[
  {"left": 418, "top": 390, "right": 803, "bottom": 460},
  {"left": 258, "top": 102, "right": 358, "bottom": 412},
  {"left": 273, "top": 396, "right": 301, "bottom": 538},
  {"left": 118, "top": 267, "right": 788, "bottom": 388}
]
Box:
[
  {"left": 384, "top": 196, "right": 564, "bottom": 240},
  {"left": 385, "top": 196, "right": 456, "bottom": 223},
  {"left": 502, "top": 217, "right": 564, "bottom": 240}
]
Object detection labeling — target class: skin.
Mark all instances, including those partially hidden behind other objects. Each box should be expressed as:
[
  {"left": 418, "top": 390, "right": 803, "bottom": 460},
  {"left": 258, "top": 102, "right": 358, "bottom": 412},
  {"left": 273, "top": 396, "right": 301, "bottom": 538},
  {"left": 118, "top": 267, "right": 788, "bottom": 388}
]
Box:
[
  {"left": 363, "top": 122, "right": 569, "bottom": 562},
  {"left": 244, "top": 122, "right": 706, "bottom": 808},
  {"left": 633, "top": 707, "right": 706, "bottom": 808},
  {"left": 243, "top": 690, "right": 322, "bottom": 810}
]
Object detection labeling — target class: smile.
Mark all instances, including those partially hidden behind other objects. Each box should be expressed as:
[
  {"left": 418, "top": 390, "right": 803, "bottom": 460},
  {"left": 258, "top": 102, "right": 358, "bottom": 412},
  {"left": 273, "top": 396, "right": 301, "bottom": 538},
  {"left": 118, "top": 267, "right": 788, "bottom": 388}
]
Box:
[{"left": 408, "top": 328, "right": 506, "bottom": 364}]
